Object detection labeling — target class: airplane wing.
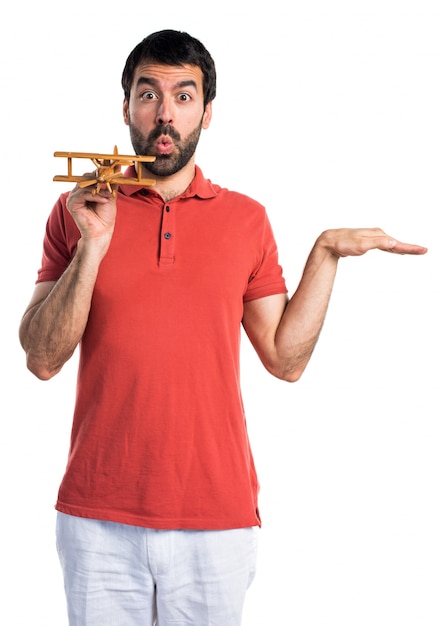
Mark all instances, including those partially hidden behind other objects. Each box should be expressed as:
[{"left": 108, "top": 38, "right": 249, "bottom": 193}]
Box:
[{"left": 54, "top": 151, "right": 155, "bottom": 163}]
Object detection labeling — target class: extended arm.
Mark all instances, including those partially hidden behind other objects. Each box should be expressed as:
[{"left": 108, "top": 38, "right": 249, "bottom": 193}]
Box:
[
  {"left": 242, "top": 227, "right": 427, "bottom": 382},
  {"left": 19, "top": 183, "right": 117, "bottom": 380}
]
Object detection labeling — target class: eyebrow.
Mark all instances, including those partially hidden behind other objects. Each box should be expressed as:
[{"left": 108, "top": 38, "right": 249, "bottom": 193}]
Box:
[{"left": 135, "top": 76, "right": 199, "bottom": 91}]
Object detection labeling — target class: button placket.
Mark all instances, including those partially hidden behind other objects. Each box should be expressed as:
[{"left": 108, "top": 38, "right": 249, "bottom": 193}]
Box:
[{"left": 159, "top": 204, "right": 175, "bottom": 266}]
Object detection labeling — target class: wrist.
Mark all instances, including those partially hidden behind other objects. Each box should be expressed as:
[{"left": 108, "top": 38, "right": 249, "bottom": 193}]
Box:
[
  {"left": 76, "top": 235, "right": 111, "bottom": 265},
  {"left": 315, "top": 230, "right": 341, "bottom": 260}
]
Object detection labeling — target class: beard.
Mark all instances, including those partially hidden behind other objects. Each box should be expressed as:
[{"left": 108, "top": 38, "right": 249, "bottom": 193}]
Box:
[{"left": 128, "top": 118, "right": 203, "bottom": 177}]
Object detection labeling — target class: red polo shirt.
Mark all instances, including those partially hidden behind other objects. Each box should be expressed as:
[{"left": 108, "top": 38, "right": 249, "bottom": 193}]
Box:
[{"left": 38, "top": 166, "right": 287, "bottom": 529}]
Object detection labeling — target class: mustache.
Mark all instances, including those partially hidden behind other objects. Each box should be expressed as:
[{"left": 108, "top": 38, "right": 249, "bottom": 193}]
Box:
[{"left": 148, "top": 124, "right": 181, "bottom": 142}]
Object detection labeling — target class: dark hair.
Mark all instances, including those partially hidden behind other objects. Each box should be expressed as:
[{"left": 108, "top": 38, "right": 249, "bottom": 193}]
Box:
[{"left": 121, "top": 30, "right": 217, "bottom": 107}]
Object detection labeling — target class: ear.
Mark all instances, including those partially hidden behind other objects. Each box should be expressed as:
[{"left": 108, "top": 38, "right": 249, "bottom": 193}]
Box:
[
  {"left": 123, "top": 99, "right": 129, "bottom": 126},
  {"left": 201, "top": 101, "right": 212, "bottom": 130}
]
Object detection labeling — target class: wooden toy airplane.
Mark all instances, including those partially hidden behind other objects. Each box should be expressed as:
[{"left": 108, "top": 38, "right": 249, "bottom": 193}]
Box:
[{"left": 54, "top": 146, "right": 156, "bottom": 196}]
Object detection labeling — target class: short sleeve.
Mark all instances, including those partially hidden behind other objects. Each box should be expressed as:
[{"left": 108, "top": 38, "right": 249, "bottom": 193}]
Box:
[
  {"left": 243, "top": 211, "right": 287, "bottom": 302},
  {"left": 37, "top": 193, "right": 81, "bottom": 283}
]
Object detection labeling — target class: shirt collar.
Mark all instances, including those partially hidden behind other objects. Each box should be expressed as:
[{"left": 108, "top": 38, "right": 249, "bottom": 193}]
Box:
[{"left": 119, "top": 165, "right": 218, "bottom": 200}]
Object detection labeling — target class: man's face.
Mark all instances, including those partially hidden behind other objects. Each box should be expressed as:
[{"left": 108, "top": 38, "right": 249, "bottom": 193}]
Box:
[{"left": 123, "top": 63, "right": 212, "bottom": 177}]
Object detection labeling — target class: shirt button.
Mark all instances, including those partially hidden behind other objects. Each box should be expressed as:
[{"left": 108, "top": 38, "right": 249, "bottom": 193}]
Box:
[
  {"left": 164, "top": 232, "right": 172, "bottom": 239},
  {"left": 165, "top": 205, "right": 170, "bottom": 212},
  {"left": 140, "top": 188, "right": 149, "bottom": 196}
]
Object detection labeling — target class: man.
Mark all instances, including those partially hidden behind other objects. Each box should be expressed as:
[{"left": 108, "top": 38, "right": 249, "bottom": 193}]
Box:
[{"left": 19, "top": 29, "right": 427, "bottom": 626}]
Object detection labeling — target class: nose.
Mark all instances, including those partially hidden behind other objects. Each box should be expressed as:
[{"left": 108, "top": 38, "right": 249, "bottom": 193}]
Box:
[{"left": 156, "top": 98, "right": 173, "bottom": 126}]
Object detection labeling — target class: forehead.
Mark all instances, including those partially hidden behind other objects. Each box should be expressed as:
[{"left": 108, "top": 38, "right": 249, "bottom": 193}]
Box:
[{"left": 131, "top": 63, "right": 205, "bottom": 94}]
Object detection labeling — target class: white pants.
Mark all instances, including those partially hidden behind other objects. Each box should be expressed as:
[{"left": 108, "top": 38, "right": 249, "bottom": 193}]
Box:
[{"left": 56, "top": 512, "right": 258, "bottom": 626}]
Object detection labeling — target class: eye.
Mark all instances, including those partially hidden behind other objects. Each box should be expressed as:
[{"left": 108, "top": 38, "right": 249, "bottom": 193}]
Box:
[
  {"left": 177, "top": 93, "right": 192, "bottom": 102},
  {"left": 140, "top": 90, "right": 157, "bottom": 101}
]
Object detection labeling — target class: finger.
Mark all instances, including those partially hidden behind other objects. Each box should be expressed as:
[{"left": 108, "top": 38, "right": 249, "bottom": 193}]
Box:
[
  {"left": 368, "top": 234, "right": 427, "bottom": 255},
  {"left": 386, "top": 240, "right": 428, "bottom": 255}
]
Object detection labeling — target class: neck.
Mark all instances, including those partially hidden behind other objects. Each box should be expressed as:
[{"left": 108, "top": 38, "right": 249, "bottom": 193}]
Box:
[{"left": 142, "top": 160, "right": 195, "bottom": 202}]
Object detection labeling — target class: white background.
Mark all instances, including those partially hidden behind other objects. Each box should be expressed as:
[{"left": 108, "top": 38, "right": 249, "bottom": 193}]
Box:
[{"left": 1, "top": 0, "right": 443, "bottom": 624}]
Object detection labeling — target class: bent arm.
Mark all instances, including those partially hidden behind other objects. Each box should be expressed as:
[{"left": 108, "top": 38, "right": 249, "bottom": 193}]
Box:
[
  {"left": 243, "top": 238, "right": 338, "bottom": 382},
  {"left": 242, "top": 227, "right": 428, "bottom": 383},
  {"left": 19, "top": 183, "right": 117, "bottom": 380}
]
